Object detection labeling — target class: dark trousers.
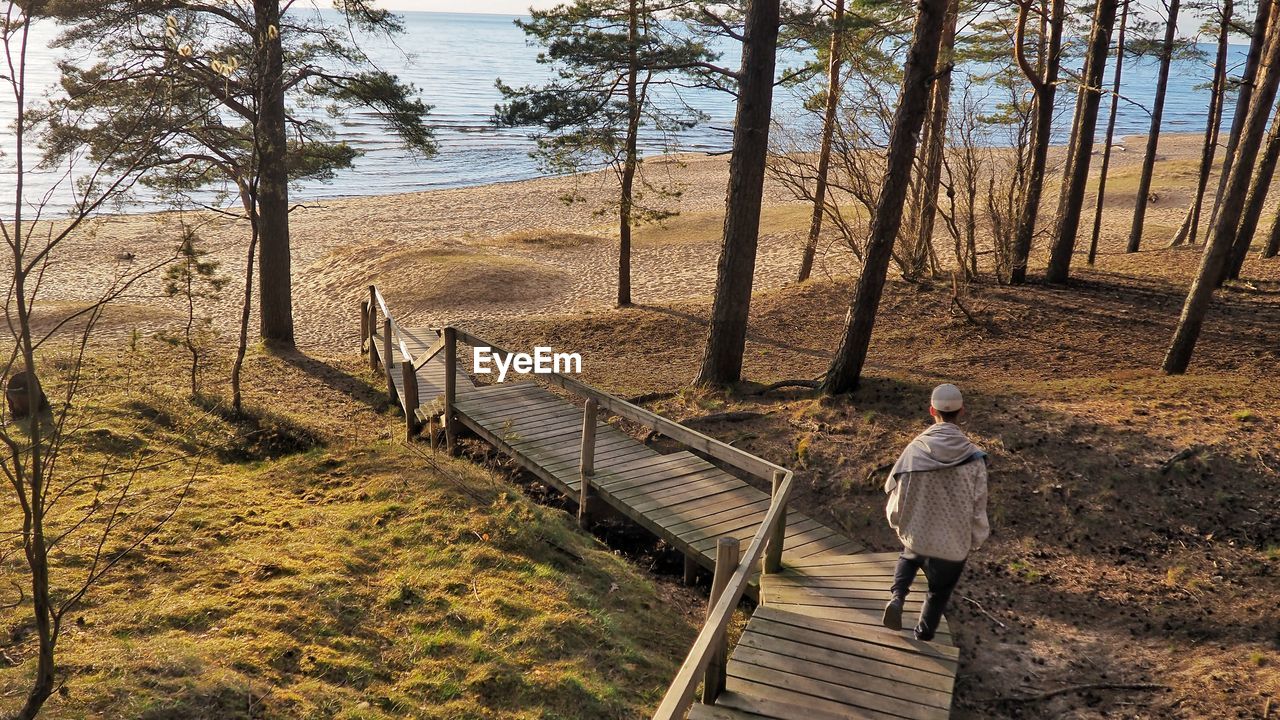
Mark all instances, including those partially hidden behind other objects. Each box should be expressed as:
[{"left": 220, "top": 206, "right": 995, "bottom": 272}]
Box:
[{"left": 891, "top": 552, "right": 966, "bottom": 640}]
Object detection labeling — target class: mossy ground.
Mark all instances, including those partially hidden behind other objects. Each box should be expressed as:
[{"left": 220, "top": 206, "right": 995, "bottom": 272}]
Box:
[{"left": 0, "top": 346, "right": 699, "bottom": 719}]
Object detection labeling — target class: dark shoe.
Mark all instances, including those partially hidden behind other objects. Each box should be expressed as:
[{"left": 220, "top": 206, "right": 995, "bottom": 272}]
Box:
[
  {"left": 882, "top": 600, "right": 903, "bottom": 631},
  {"left": 913, "top": 625, "right": 935, "bottom": 642}
]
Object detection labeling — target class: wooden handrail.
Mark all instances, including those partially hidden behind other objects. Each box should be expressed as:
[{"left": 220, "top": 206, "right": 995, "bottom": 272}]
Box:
[
  {"left": 360, "top": 313, "right": 797, "bottom": 717},
  {"left": 411, "top": 334, "right": 446, "bottom": 373},
  {"left": 448, "top": 328, "right": 787, "bottom": 484},
  {"left": 651, "top": 471, "right": 795, "bottom": 719}
]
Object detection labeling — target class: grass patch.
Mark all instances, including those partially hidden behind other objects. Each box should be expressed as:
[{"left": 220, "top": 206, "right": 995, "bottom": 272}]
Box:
[
  {"left": 0, "top": 347, "right": 696, "bottom": 719},
  {"left": 632, "top": 203, "right": 819, "bottom": 246},
  {"left": 373, "top": 247, "right": 571, "bottom": 310},
  {"left": 496, "top": 230, "right": 604, "bottom": 249}
]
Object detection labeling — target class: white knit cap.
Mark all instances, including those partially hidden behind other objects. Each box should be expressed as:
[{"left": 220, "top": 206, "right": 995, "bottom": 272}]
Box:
[{"left": 931, "top": 383, "right": 964, "bottom": 413}]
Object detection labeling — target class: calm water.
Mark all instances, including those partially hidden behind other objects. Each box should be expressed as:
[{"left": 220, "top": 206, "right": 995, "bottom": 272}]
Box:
[{"left": 0, "top": 10, "right": 1249, "bottom": 216}]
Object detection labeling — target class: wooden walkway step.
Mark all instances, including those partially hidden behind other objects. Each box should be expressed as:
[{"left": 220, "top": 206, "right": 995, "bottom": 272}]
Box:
[
  {"left": 363, "top": 318, "right": 959, "bottom": 719},
  {"left": 453, "top": 381, "right": 866, "bottom": 575},
  {"left": 693, "top": 606, "right": 956, "bottom": 720}
]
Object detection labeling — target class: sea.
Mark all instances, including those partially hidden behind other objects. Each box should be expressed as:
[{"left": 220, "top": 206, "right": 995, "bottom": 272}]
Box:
[{"left": 0, "top": 10, "right": 1251, "bottom": 216}]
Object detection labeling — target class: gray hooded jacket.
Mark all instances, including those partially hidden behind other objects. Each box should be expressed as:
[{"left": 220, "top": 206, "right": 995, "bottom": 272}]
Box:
[{"left": 885, "top": 422, "right": 990, "bottom": 562}]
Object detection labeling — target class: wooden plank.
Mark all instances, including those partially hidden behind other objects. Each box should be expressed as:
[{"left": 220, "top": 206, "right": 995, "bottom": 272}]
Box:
[
  {"left": 542, "top": 445, "right": 662, "bottom": 475},
  {"left": 686, "top": 704, "right": 774, "bottom": 720},
  {"left": 508, "top": 434, "right": 636, "bottom": 469},
  {"left": 762, "top": 602, "right": 952, "bottom": 641},
  {"left": 610, "top": 468, "right": 728, "bottom": 504},
  {"left": 667, "top": 500, "right": 771, "bottom": 539},
  {"left": 507, "top": 426, "right": 629, "bottom": 454},
  {"left": 457, "top": 389, "right": 563, "bottom": 417},
  {"left": 457, "top": 384, "right": 564, "bottom": 410},
  {"left": 461, "top": 399, "right": 577, "bottom": 425},
  {"left": 745, "top": 614, "right": 956, "bottom": 680},
  {"left": 783, "top": 552, "right": 903, "bottom": 569},
  {"left": 752, "top": 606, "right": 958, "bottom": 659},
  {"left": 688, "top": 517, "right": 827, "bottom": 556},
  {"left": 730, "top": 644, "right": 953, "bottom": 710},
  {"left": 736, "top": 629, "right": 953, "bottom": 694},
  {"left": 764, "top": 587, "right": 922, "bottom": 613},
  {"left": 613, "top": 471, "right": 740, "bottom": 507},
  {"left": 724, "top": 674, "right": 903, "bottom": 720},
  {"left": 604, "top": 468, "right": 726, "bottom": 503},
  {"left": 715, "top": 690, "right": 879, "bottom": 720},
  {"left": 726, "top": 660, "right": 947, "bottom": 720},
  {"left": 647, "top": 487, "right": 768, "bottom": 526},
  {"left": 574, "top": 455, "right": 711, "bottom": 496},
  {"left": 602, "top": 462, "right": 721, "bottom": 496},
  {"left": 627, "top": 477, "right": 749, "bottom": 514}
]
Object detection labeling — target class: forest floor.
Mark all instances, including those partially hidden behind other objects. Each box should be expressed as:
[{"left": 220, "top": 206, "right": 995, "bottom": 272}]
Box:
[{"left": 5, "top": 131, "right": 1279, "bottom": 718}]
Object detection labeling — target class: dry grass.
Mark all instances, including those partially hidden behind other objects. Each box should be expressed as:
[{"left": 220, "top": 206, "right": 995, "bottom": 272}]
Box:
[
  {"left": 0, "top": 346, "right": 699, "bottom": 720},
  {"left": 494, "top": 230, "right": 604, "bottom": 250},
  {"left": 371, "top": 247, "right": 571, "bottom": 312},
  {"left": 472, "top": 270, "right": 1280, "bottom": 720}
]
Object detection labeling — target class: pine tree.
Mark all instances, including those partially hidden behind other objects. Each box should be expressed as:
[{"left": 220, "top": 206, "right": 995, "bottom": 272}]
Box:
[
  {"left": 496, "top": 0, "right": 717, "bottom": 307},
  {"left": 46, "top": 1, "right": 435, "bottom": 347},
  {"left": 822, "top": 0, "right": 950, "bottom": 394}
]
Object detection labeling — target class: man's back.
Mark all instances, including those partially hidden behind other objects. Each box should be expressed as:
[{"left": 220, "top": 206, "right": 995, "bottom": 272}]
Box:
[{"left": 887, "top": 458, "right": 989, "bottom": 562}]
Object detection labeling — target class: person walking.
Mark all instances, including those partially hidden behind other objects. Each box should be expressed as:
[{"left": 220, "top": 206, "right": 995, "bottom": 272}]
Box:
[{"left": 881, "top": 383, "right": 989, "bottom": 641}]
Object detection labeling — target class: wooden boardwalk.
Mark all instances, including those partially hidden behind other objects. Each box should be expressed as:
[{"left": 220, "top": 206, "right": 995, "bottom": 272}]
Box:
[{"left": 362, "top": 298, "right": 957, "bottom": 720}]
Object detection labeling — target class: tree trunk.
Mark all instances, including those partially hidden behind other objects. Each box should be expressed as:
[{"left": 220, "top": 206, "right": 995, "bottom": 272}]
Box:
[
  {"left": 1010, "top": 0, "right": 1066, "bottom": 284},
  {"left": 255, "top": 0, "right": 294, "bottom": 347},
  {"left": 694, "top": 0, "right": 780, "bottom": 386},
  {"left": 618, "top": 0, "right": 640, "bottom": 307},
  {"left": 1087, "top": 0, "right": 1130, "bottom": 265},
  {"left": 232, "top": 185, "right": 259, "bottom": 411},
  {"left": 1125, "top": 0, "right": 1180, "bottom": 253},
  {"left": 797, "top": 0, "right": 845, "bottom": 284},
  {"left": 1224, "top": 99, "right": 1280, "bottom": 281},
  {"left": 913, "top": 0, "right": 960, "bottom": 272},
  {"left": 821, "top": 0, "right": 949, "bottom": 395},
  {"left": 1263, "top": 198, "right": 1280, "bottom": 257},
  {"left": 1205, "top": 0, "right": 1273, "bottom": 237},
  {"left": 1165, "top": 0, "right": 1280, "bottom": 374},
  {"left": 1170, "top": 0, "right": 1232, "bottom": 248},
  {"left": 1045, "top": 0, "right": 1119, "bottom": 283}
]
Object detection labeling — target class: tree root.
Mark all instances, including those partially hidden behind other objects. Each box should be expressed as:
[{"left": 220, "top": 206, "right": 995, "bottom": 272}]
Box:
[
  {"left": 748, "top": 379, "right": 821, "bottom": 395},
  {"left": 997, "top": 683, "right": 1169, "bottom": 704}
]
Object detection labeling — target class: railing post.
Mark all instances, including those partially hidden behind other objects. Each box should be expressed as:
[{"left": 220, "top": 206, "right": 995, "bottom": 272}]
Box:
[
  {"left": 383, "top": 318, "right": 395, "bottom": 403},
  {"left": 368, "top": 288, "right": 380, "bottom": 371},
  {"left": 402, "top": 358, "right": 420, "bottom": 441},
  {"left": 577, "top": 398, "right": 598, "bottom": 529},
  {"left": 443, "top": 327, "right": 457, "bottom": 455},
  {"left": 683, "top": 555, "right": 700, "bottom": 586},
  {"left": 702, "top": 537, "right": 739, "bottom": 705},
  {"left": 764, "top": 471, "right": 787, "bottom": 574},
  {"left": 360, "top": 300, "right": 369, "bottom": 354}
]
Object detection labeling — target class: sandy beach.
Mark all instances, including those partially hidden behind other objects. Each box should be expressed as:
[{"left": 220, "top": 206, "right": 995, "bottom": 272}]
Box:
[{"left": 34, "top": 131, "right": 1253, "bottom": 354}]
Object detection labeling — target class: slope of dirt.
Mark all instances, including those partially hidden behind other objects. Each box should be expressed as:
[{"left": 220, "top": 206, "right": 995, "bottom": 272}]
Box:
[{"left": 468, "top": 270, "right": 1280, "bottom": 720}]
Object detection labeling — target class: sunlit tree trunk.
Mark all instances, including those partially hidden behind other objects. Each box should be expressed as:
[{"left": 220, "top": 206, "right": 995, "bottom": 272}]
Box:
[
  {"left": 1010, "top": 0, "right": 1066, "bottom": 284},
  {"left": 822, "top": 0, "right": 950, "bottom": 394},
  {"left": 1045, "top": 0, "right": 1119, "bottom": 283},
  {"left": 617, "top": 0, "right": 641, "bottom": 307},
  {"left": 255, "top": 0, "right": 294, "bottom": 346},
  {"left": 1088, "top": 0, "right": 1129, "bottom": 265},
  {"left": 696, "top": 0, "right": 780, "bottom": 386},
  {"left": 913, "top": 0, "right": 960, "bottom": 273},
  {"left": 1223, "top": 98, "right": 1280, "bottom": 281},
  {"left": 797, "top": 0, "right": 845, "bottom": 283},
  {"left": 1126, "top": 0, "right": 1180, "bottom": 253},
  {"left": 1205, "top": 0, "right": 1273, "bottom": 237},
  {"left": 1170, "top": 0, "right": 1232, "bottom": 248},
  {"left": 1165, "top": 0, "right": 1280, "bottom": 373}
]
